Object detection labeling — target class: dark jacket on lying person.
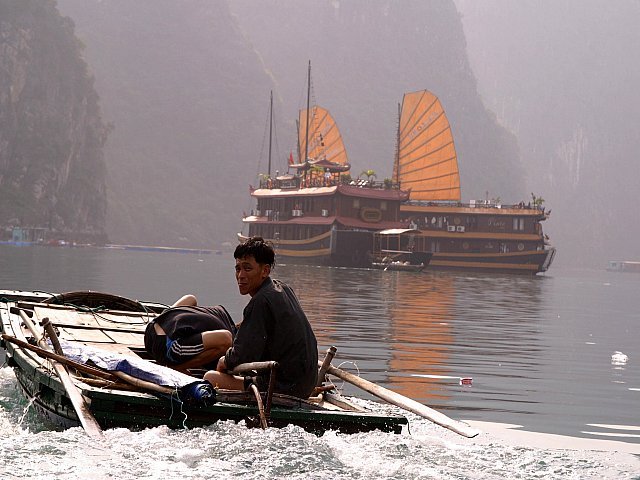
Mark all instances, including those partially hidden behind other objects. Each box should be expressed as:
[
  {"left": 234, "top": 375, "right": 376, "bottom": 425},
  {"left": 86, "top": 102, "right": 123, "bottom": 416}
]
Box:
[
  {"left": 145, "top": 305, "right": 236, "bottom": 367},
  {"left": 224, "top": 278, "right": 318, "bottom": 398}
]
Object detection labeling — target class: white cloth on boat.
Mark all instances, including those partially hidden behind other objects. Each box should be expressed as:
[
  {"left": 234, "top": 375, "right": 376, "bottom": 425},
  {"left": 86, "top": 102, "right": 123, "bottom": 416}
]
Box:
[{"left": 58, "top": 339, "right": 201, "bottom": 389}]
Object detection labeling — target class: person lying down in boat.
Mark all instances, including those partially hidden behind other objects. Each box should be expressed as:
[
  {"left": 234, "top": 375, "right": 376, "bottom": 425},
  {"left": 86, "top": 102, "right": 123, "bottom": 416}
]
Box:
[
  {"left": 143, "top": 294, "right": 237, "bottom": 372},
  {"left": 204, "top": 236, "right": 318, "bottom": 399}
]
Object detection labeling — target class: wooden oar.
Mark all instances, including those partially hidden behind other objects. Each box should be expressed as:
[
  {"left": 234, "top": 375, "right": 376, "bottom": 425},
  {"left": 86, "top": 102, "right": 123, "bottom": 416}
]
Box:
[
  {"left": 18, "top": 310, "right": 104, "bottom": 438},
  {"left": 324, "top": 363, "right": 480, "bottom": 438}
]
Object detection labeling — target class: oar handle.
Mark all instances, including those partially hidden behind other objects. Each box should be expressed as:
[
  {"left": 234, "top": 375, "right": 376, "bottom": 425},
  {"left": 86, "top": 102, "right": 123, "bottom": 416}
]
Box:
[
  {"left": 325, "top": 364, "right": 480, "bottom": 438},
  {"left": 317, "top": 346, "right": 337, "bottom": 386}
]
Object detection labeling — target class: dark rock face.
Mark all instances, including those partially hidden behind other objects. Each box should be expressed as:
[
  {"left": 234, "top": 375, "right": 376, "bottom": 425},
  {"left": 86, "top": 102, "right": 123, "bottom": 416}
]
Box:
[{"left": 0, "top": 0, "right": 108, "bottom": 242}]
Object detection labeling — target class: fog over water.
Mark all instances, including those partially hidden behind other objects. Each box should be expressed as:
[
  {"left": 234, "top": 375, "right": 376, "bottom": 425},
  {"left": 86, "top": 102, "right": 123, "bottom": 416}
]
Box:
[
  {"left": 51, "top": 0, "right": 640, "bottom": 268},
  {"left": 455, "top": 0, "right": 640, "bottom": 267}
]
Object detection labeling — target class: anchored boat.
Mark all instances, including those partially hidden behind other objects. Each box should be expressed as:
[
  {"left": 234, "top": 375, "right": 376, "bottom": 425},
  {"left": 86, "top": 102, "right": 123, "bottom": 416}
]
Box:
[
  {"left": 240, "top": 77, "right": 554, "bottom": 274},
  {"left": 393, "top": 90, "right": 555, "bottom": 274},
  {"left": 371, "top": 228, "right": 432, "bottom": 272}
]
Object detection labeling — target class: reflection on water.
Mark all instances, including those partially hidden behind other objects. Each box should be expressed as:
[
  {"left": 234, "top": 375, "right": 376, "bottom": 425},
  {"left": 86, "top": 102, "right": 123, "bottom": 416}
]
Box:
[{"left": 284, "top": 266, "right": 550, "bottom": 421}]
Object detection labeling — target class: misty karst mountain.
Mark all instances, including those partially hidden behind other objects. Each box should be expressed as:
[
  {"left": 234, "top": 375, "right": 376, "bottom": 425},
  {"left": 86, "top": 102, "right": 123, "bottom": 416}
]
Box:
[
  {"left": 6, "top": 0, "right": 628, "bottom": 267},
  {"left": 457, "top": 0, "right": 640, "bottom": 266},
  {"left": 53, "top": 0, "right": 521, "bottom": 249},
  {"left": 0, "top": 0, "right": 108, "bottom": 242},
  {"left": 56, "top": 0, "right": 273, "bottom": 248}
]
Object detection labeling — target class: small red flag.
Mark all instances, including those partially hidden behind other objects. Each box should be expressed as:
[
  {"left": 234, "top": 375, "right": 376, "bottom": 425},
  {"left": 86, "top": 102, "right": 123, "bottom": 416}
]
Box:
[{"left": 288, "top": 151, "right": 294, "bottom": 165}]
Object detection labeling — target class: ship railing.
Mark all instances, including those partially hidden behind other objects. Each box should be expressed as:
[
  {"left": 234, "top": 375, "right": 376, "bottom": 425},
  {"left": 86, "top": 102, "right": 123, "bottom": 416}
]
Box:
[{"left": 408, "top": 200, "right": 546, "bottom": 212}]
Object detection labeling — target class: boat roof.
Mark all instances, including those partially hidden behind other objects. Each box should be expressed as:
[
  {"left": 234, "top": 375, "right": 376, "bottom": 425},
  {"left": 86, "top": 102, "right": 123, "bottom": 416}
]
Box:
[
  {"left": 376, "top": 228, "right": 419, "bottom": 235},
  {"left": 251, "top": 186, "right": 337, "bottom": 197},
  {"left": 251, "top": 184, "right": 409, "bottom": 201}
]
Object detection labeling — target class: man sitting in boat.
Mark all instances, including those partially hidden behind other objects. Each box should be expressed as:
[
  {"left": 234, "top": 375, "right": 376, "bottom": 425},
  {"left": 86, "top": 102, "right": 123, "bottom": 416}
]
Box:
[
  {"left": 144, "top": 294, "right": 236, "bottom": 372},
  {"left": 204, "top": 236, "right": 318, "bottom": 399}
]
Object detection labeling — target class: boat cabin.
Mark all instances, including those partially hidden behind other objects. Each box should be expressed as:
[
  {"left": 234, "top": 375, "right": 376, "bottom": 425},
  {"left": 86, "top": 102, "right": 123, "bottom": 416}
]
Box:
[{"left": 399, "top": 201, "right": 549, "bottom": 255}]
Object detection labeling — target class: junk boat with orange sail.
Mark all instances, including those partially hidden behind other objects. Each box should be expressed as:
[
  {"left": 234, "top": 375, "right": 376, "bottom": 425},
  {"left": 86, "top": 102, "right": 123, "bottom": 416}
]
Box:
[{"left": 239, "top": 69, "right": 555, "bottom": 274}]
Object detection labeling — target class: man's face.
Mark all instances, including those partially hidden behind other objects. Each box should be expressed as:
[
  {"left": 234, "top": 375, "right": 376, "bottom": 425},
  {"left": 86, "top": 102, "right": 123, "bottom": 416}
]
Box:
[{"left": 235, "top": 255, "right": 270, "bottom": 297}]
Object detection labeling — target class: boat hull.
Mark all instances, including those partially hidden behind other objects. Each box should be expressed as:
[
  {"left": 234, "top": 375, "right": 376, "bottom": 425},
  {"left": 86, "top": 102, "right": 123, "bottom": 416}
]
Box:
[
  {"left": 9, "top": 353, "right": 403, "bottom": 434},
  {"left": 239, "top": 229, "right": 375, "bottom": 268},
  {"left": 428, "top": 248, "right": 556, "bottom": 275}
]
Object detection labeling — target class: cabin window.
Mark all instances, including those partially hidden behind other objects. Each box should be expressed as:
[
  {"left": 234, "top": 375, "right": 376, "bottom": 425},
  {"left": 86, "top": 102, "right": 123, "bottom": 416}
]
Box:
[
  {"left": 431, "top": 240, "right": 440, "bottom": 252},
  {"left": 380, "top": 201, "right": 387, "bottom": 211},
  {"left": 513, "top": 217, "right": 525, "bottom": 231},
  {"left": 353, "top": 199, "right": 360, "bottom": 208}
]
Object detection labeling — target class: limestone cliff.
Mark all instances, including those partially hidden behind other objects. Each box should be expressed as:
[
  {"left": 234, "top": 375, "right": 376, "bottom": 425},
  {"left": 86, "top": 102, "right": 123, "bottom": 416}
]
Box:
[
  {"left": 0, "top": 0, "right": 108, "bottom": 242},
  {"left": 53, "top": 0, "right": 522, "bottom": 248}
]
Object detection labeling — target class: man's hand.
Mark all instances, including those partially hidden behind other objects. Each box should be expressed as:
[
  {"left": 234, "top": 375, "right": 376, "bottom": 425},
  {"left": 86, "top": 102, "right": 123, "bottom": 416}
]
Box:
[{"left": 216, "top": 356, "right": 227, "bottom": 372}]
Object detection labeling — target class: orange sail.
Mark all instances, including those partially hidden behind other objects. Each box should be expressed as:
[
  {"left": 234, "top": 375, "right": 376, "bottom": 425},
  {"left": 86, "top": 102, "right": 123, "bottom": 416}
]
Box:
[
  {"left": 395, "top": 90, "right": 460, "bottom": 202},
  {"left": 298, "top": 106, "right": 349, "bottom": 168}
]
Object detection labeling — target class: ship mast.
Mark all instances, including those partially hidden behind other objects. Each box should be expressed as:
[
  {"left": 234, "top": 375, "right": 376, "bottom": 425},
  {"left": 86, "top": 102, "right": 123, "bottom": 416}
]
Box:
[
  {"left": 304, "top": 60, "right": 311, "bottom": 184},
  {"left": 394, "top": 102, "right": 401, "bottom": 186},
  {"left": 268, "top": 90, "right": 273, "bottom": 177}
]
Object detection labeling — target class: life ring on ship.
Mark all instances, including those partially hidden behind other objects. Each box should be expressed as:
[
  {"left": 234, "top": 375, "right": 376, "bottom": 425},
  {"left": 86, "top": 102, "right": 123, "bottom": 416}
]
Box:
[{"left": 41, "top": 290, "right": 147, "bottom": 312}]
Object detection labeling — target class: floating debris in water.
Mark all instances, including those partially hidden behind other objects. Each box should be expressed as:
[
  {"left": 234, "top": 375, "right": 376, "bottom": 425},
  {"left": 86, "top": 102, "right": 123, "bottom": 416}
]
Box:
[{"left": 611, "top": 351, "right": 628, "bottom": 365}]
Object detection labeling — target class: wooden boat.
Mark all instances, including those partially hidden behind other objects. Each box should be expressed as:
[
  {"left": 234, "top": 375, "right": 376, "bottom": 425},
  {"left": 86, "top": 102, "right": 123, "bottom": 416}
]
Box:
[
  {"left": 393, "top": 90, "right": 556, "bottom": 275},
  {"left": 371, "top": 261, "right": 425, "bottom": 272},
  {"left": 0, "top": 290, "right": 408, "bottom": 435},
  {"left": 371, "top": 229, "right": 432, "bottom": 272}
]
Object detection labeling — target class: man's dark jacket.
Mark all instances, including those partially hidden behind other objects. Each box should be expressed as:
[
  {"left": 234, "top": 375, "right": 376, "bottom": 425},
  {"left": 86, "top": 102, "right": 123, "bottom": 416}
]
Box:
[{"left": 224, "top": 277, "right": 318, "bottom": 398}]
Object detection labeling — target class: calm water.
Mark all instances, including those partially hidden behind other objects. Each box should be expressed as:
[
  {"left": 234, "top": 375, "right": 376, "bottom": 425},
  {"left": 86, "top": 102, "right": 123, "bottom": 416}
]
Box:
[{"left": 0, "top": 245, "right": 639, "bottom": 478}]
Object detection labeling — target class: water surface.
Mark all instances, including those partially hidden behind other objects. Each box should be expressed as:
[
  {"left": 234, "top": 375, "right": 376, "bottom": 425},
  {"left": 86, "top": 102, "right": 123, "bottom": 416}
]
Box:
[{"left": 0, "top": 245, "right": 638, "bottom": 478}]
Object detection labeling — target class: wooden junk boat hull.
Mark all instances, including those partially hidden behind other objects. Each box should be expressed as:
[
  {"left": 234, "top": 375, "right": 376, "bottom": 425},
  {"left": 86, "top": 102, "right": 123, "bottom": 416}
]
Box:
[{"left": 0, "top": 290, "right": 407, "bottom": 434}]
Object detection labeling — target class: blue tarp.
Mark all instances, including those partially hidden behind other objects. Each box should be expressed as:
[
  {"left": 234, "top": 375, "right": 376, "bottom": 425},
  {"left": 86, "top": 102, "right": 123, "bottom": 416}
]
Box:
[{"left": 59, "top": 340, "right": 214, "bottom": 402}]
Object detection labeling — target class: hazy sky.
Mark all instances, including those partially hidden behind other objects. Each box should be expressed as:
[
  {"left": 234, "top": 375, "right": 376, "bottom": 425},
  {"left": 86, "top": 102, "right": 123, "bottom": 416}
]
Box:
[{"left": 455, "top": 0, "right": 640, "bottom": 266}]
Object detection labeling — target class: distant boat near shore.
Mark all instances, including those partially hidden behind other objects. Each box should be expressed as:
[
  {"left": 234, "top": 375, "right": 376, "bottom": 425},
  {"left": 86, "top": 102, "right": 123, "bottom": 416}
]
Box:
[
  {"left": 607, "top": 261, "right": 640, "bottom": 273},
  {"left": 104, "top": 244, "right": 214, "bottom": 255}
]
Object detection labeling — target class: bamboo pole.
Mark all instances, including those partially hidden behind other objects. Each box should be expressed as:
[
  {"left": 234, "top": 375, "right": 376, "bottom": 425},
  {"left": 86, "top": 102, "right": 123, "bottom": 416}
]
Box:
[
  {"left": 18, "top": 310, "right": 104, "bottom": 438},
  {"left": 111, "top": 371, "right": 175, "bottom": 395},
  {"left": 324, "top": 363, "right": 480, "bottom": 438},
  {"left": 1, "top": 334, "right": 116, "bottom": 381}
]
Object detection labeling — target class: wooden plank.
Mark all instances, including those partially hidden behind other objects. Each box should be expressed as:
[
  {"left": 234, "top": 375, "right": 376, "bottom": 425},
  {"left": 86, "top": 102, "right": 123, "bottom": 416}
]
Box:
[
  {"left": 17, "top": 309, "right": 103, "bottom": 439},
  {"left": 102, "top": 330, "right": 144, "bottom": 347},
  {"left": 19, "top": 300, "right": 160, "bottom": 318},
  {"left": 57, "top": 326, "right": 114, "bottom": 343}
]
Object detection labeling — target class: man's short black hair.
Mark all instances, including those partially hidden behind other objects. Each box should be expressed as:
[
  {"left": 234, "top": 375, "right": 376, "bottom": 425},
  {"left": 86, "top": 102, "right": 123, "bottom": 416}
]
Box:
[{"left": 234, "top": 236, "right": 275, "bottom": 267}]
